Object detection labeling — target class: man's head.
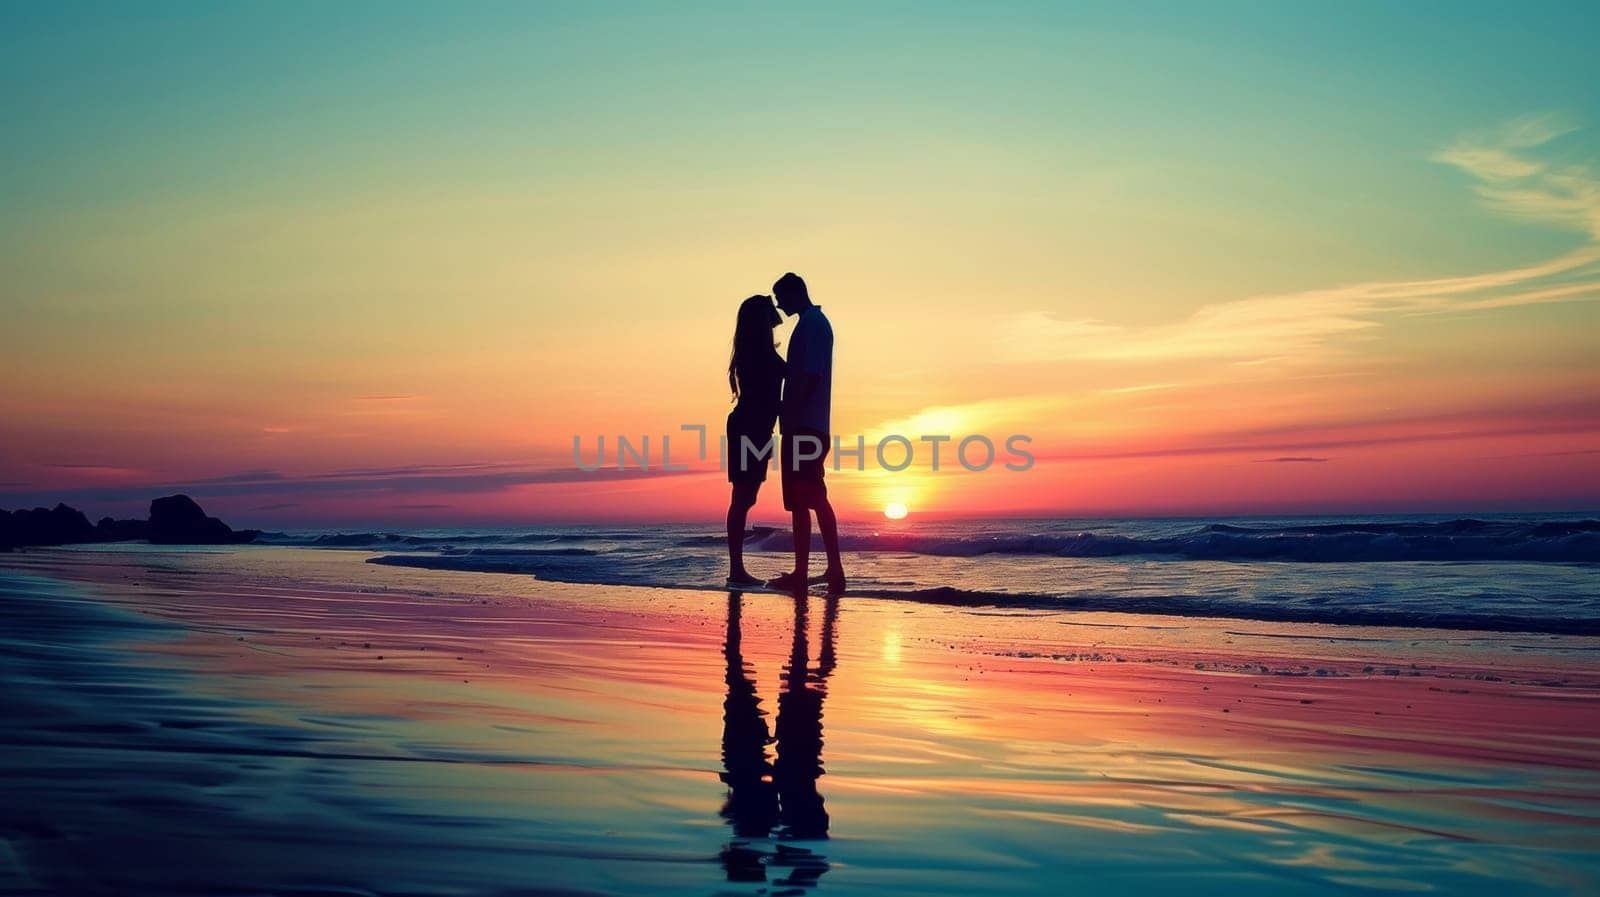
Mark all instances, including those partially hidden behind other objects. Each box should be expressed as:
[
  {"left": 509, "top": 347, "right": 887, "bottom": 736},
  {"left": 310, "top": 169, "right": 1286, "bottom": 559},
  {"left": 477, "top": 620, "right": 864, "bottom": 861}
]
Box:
[{"left": 772, "top": 272, "right": 810, "bottom": 316}]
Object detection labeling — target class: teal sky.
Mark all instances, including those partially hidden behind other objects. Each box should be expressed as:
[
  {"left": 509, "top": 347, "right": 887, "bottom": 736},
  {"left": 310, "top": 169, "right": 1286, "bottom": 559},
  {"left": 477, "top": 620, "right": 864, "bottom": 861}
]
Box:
[{"left": 6, "top": 3, "right": 1596, "bottom": 260}]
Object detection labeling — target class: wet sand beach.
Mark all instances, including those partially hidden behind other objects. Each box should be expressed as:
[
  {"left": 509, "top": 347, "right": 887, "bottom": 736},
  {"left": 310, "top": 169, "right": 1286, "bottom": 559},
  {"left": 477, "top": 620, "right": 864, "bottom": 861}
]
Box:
[{"left": 2, "top": 545, "right": 1598, "bottom": 895}]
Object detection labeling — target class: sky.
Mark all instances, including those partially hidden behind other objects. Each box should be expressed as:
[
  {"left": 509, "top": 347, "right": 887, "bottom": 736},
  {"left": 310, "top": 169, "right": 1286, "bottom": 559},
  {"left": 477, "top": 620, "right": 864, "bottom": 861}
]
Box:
[{"left": 2, "top": 1, "right": 1598, "bottom": 525}]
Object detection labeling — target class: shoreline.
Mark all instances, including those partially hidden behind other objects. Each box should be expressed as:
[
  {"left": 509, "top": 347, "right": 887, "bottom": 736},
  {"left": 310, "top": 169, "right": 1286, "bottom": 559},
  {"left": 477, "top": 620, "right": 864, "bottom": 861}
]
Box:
[
  {"left": 367, "top": 549, "right": 1600, "bottom": 636},
  {"left": 11, "top": 543, "right": 1600, "bottom": 687}
]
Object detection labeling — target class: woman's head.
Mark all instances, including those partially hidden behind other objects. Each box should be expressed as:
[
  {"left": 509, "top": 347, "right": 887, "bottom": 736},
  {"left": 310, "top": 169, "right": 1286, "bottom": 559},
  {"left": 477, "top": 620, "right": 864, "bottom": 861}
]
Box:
[{"left": 729, "top": 294, "right": 781, "bottom": 400}]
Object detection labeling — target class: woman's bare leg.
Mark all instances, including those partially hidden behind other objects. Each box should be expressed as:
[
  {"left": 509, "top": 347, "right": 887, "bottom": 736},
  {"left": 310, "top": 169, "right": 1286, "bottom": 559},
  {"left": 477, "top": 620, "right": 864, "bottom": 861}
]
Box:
[{"left": 727, "top": 483, "right": 760, "bottom": 581}]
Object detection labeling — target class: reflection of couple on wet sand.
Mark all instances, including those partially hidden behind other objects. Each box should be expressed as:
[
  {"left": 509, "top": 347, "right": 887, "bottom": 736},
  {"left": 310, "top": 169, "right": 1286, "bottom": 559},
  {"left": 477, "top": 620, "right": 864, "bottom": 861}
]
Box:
[
  {"left": 725, "top": 273, "right": 847, "bottom": 595},
  {"left": 719, "top": 591, "right": 838, "bottom": 888}
]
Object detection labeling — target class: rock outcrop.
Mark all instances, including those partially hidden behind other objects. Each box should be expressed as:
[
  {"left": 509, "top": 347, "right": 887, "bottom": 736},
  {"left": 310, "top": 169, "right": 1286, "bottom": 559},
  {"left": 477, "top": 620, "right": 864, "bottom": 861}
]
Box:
[
  {"left": 148, "top": 494, "right": 259, "bottom": 544},
  {"left": 0, "top": 503, "right": 97, "bottom": 548},
  {"left": 0, "top": 495, "right": 255, "bottom": 549}
]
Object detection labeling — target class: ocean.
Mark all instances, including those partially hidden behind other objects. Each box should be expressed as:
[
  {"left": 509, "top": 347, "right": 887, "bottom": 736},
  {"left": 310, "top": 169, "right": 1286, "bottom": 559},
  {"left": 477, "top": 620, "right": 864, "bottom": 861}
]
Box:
[{"left": 255, "top": 513, "right": 1600, "bottom": 635}]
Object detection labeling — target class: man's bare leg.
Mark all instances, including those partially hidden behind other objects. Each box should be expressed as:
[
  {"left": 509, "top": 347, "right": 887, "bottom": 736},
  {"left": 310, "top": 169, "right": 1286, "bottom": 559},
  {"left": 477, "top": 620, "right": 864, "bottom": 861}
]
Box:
[
  {"left": 814, "top": 497, "right": 846, "bottom": 592},
  {"left": 768, "top": 507, "right": 820, "bottom": 593},
  {"left": 790, "top": 508, "right": 812, "bottom": 586}
]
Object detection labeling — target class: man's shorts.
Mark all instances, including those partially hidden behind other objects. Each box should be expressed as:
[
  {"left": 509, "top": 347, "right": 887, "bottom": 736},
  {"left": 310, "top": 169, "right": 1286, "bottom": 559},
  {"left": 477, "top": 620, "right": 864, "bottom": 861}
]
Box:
[{"left": 780, "top": 428, "right": 829, "bottom": 512}]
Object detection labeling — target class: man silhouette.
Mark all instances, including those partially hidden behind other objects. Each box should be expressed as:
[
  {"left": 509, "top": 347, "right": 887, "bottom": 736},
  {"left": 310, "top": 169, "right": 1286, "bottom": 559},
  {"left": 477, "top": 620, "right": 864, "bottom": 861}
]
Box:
[{"left": 767, "top": 273, "right": 846, "bottom": 594}]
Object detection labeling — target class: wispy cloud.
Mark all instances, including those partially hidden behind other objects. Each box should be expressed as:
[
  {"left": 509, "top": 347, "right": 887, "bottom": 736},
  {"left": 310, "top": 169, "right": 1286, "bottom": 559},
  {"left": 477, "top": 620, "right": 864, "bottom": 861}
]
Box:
[
  {"left": 1028, "top": 398, "right": 1600, "bottom": 464},
  {"left": 193, "top": 469, "right": 286, "bottom": 485},
  {"left": 1035, "top": 423, "right": 1597, "bottom": 464},
  {"left": 45, "top": 464, "right": 139, "bottom": 476},
  {"left": 1000, "top": 114, "right": 1600, "bottom": 365},
  {"left": 1434, "top": 114, "right": 1597, "bottom": 236}
]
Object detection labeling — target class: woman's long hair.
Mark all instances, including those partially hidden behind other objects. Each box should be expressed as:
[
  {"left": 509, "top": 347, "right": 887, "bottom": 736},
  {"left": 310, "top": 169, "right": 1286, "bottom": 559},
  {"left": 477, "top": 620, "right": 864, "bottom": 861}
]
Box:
[{"left": 729, "top": 295, "right": 781, "bottom": 401}]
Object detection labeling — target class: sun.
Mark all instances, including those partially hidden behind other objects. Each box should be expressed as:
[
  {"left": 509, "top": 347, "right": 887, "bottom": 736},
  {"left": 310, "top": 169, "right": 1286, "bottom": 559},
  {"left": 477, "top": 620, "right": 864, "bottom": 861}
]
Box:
[{"left": 883, "top": 502, "right": 909, "bottom": 520}]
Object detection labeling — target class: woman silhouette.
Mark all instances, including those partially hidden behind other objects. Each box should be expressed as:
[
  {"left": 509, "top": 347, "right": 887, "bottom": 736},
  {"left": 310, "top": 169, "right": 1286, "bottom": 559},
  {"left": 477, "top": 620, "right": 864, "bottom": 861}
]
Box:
[{"left": 725, "top": 295, "right": 785, "bottom": 585}]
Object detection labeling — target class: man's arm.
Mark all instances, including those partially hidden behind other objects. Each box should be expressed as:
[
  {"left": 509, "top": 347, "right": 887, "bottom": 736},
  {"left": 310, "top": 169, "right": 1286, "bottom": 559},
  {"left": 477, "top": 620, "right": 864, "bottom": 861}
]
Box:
[{"left": 781, "top": 372, "right": 820, "bottom": 432}]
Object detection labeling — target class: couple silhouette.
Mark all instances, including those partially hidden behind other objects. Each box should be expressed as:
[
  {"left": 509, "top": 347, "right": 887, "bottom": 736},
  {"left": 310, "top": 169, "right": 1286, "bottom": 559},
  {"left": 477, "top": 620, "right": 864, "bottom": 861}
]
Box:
[{"left": 725, "top": 273, "right": 847, "bottom": 594}]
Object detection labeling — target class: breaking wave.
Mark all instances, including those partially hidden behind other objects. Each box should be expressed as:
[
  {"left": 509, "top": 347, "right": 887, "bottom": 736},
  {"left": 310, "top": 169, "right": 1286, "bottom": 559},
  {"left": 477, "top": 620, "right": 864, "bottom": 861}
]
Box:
[
  {"left": 763, "top": 519, "right": 1600, "bottom": 562},
  {"left": 264, "top": 519, "right": 1600, "bottom": 563}
]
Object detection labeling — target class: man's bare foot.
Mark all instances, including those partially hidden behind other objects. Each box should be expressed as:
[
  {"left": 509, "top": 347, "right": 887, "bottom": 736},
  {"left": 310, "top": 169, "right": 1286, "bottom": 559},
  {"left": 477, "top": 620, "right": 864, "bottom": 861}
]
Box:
[
  {"left": 765, "top": 570, "right": 808, "bottom": 593},
  {"left": 824, "top": 570, "right": 847, "bottom": 594},
  {"left": 726, "top": 571, "right": 762, "bottom": 587}
]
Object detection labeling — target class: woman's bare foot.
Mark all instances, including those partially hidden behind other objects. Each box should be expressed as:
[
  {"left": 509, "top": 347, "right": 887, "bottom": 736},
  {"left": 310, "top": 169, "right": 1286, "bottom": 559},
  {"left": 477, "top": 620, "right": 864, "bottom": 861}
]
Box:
[{"left": 726, "top": 571, "right": 762, "bottom": 587}]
